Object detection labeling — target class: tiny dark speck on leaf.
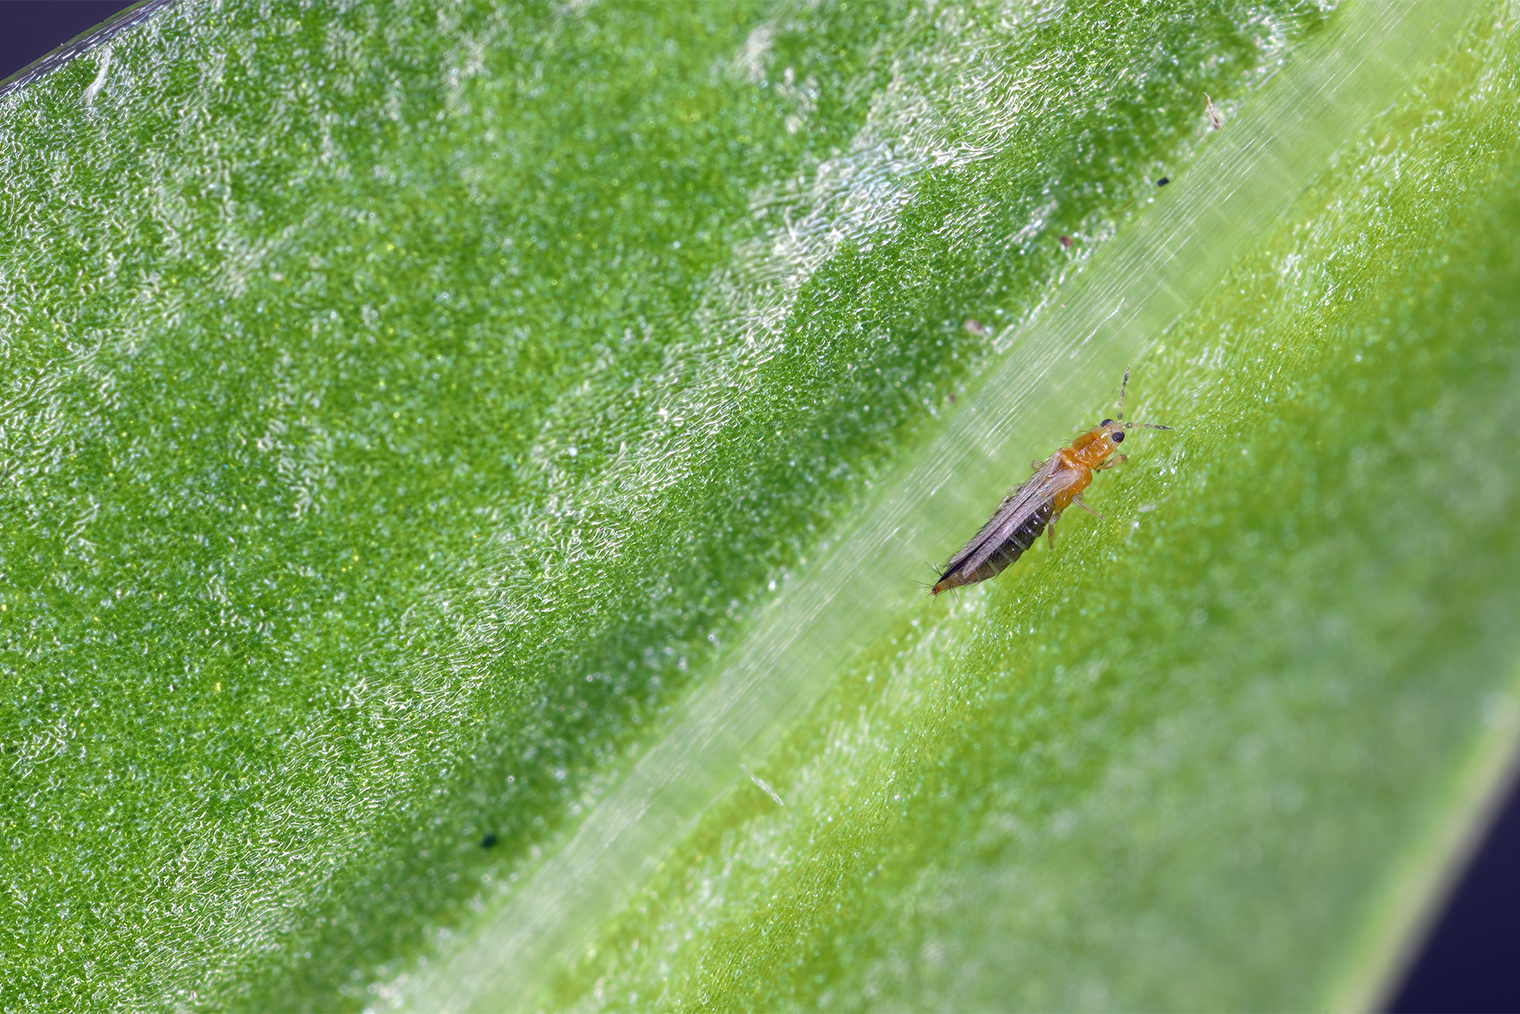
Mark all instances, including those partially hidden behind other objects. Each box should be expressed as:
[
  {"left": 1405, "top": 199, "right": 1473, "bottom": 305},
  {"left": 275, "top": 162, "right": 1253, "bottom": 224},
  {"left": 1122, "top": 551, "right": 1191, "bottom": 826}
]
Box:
[
  {"left": 1157, "top": 177, "right": 1170, "bottom": 186},
  {"left": 480, "top": 832, "right": 498, "bottom": 849}
]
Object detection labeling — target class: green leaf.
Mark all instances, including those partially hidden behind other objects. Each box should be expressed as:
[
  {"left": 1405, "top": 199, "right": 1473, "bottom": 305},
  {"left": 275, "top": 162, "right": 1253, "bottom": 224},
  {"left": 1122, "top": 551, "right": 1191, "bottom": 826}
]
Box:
[{"left": 4, "top": 2, "right": 1516, "bottom": 1011}]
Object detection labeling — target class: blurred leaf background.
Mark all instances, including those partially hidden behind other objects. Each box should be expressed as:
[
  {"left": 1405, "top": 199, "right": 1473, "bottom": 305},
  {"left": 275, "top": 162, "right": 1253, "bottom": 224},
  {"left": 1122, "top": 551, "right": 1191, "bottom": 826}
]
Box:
[{"left": 3, "top": 1, "right": 1519, "bottom": 1010}]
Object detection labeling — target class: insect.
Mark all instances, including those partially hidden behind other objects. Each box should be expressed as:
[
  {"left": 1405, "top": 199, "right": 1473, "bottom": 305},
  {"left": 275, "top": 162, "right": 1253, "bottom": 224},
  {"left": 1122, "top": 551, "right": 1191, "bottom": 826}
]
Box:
[{"left": 931, "top": 369, "right": 1170, "bottom": 595}]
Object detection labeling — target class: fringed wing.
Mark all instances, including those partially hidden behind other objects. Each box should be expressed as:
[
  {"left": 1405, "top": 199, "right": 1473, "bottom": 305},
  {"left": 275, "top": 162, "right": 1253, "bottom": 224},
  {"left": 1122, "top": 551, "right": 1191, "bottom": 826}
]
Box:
[{"left": 934, "top": 456, "right": 1081, "bottom": 592}]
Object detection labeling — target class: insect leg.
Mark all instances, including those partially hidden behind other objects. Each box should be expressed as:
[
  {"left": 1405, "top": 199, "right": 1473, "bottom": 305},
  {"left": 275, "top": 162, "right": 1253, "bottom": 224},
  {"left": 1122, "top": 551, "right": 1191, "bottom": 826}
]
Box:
[
  {"left": 1031, "top": 460, "right": 1044, "bottom": 471},
  {"left": 1093, "top": 453, "right": 1128, "bottom": 471},
  {"left": 1047, "top": 512, "right": 1060, "bottom": 547},
  {"left": 1072, "top": 495, "right": 1105, "bottom": 520}
]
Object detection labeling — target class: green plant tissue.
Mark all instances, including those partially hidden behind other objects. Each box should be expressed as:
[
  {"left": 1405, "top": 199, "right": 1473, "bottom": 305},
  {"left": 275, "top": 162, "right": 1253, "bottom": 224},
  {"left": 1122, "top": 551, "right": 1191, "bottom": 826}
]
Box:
[
  {"left": 525, "top": 7, "right": 1520, "bottom": 1011},
  {"left": 4, "top": 1, "right": 1517, "bottom": 1011}
]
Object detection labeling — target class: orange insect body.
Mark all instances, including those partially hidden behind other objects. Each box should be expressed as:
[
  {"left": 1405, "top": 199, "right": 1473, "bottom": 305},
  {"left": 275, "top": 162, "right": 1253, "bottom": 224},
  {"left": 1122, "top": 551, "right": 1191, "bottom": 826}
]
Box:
[
  {"left": 1048, "top": 424, "right": 1121, "bottom": 510},
  {"left": 931, "top": 372, "right": 1167, "bottom": 596}
]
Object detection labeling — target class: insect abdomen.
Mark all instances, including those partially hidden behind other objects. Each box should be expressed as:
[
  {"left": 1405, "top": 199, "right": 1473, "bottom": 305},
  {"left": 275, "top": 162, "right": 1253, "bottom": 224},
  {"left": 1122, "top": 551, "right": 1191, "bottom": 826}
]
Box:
[{"left": 935, "top": 500, "right": 1053, "bottom": 592}]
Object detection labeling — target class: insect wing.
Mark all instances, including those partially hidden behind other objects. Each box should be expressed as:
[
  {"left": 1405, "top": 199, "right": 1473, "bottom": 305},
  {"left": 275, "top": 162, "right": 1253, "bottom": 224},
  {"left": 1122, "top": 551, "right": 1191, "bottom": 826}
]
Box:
[{"left": 941, "top": 456, "right": 1076, "bottom": 580}]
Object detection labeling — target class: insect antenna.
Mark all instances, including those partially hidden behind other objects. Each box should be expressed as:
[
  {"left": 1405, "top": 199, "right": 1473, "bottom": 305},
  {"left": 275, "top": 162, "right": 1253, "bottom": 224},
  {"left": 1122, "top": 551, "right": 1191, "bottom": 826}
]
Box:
[{"left": 1116, "top": 366, "right": 1172, "bottom": 430}]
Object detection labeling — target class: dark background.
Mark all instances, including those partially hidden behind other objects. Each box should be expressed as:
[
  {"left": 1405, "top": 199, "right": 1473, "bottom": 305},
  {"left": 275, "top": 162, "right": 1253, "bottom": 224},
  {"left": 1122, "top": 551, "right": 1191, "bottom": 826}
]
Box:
[
  {"left": 0, "top": 1, "right": 143, "bottom": 93},
  {"left": 1, "top": 2, "right": 1515, "bottom": 1011}
]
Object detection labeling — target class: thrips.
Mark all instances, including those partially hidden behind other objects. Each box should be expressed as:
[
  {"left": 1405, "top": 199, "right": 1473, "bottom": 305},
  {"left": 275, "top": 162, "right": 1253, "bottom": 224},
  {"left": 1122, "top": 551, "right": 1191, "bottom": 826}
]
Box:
[{"left": 932, "top": 370, "right": 1170, "bottom": 595}]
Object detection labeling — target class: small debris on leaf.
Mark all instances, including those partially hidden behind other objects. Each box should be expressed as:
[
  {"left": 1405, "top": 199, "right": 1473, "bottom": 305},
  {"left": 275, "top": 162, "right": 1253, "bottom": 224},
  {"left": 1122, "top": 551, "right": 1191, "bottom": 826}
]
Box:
[
  {"left": 480, "top": 832, "right": 498, "bottom": 848},
  {"left": 1156, "top": 177, "right": 1170, "bottom": 186},
  {"left": 963, "top": 318, "right": 987, "bottom": 337},
  {"left": 741, "top": 763, "right": 786, "bottom": 807},
  {"left": 1059, "top": 235, "right": 1073, "bottom": 249},
  {"left": 1205, "top": 92, "right": 1222, "bottom": 131}
]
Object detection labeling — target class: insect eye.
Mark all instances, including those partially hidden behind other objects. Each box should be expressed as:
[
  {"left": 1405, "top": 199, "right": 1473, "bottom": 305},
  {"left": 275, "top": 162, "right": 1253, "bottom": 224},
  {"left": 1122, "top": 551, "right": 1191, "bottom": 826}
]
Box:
[
  {"left": 1111, "top": 430, "right": 1125, "bottom": 443},
  {"left": 1100, "top": 419, "right": 1114, "bottom": 427}
]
